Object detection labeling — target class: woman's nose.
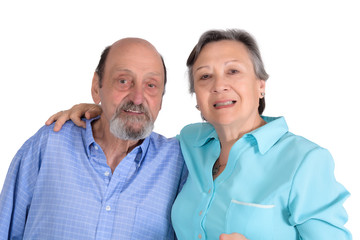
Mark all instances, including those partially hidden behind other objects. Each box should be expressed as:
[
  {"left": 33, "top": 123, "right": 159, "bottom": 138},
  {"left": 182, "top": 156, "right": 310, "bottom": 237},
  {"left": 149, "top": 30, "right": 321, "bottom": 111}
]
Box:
[{"left": 211, "top": 77, "right": 229, "bottom": 93}]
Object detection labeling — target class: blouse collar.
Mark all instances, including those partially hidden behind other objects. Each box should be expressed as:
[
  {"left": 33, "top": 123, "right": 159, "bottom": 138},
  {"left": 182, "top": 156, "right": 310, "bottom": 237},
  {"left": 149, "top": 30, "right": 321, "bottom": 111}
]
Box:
[{"left": 194, "top": 116, "right": 289, "bottom": 154}]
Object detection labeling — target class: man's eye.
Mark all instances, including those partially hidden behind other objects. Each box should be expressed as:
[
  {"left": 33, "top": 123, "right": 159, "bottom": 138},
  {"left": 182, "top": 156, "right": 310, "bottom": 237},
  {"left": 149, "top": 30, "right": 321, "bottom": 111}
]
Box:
[
  {"left": 148, "top": 83, "right": 156, "bottom": 88},
  {"left": 119, "top": 79, "right": 127, "bottom": 84}
]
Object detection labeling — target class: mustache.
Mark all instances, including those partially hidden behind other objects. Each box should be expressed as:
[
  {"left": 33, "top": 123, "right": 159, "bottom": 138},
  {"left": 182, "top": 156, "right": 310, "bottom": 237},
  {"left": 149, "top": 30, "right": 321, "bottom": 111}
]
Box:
[{"left": 114, "top": 101, "right": 150, "bottom": 118}]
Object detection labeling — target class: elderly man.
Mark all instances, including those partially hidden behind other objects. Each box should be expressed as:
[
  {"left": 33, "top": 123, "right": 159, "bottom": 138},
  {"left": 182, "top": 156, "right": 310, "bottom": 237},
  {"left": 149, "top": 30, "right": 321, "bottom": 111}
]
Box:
[{"left": 0, "top": 38, "right": 187, "bottom": 239}]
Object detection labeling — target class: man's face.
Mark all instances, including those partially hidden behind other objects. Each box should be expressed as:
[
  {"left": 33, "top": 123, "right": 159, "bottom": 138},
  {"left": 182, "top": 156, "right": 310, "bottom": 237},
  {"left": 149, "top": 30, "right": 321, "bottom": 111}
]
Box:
[{"left": 92, "top": 39, "right": 165, "bottom": 140}]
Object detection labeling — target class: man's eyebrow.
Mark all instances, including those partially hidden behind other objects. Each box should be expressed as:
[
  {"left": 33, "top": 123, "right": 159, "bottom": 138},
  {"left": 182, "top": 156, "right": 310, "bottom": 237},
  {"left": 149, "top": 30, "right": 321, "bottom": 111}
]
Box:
[
  {"left": 146, "top": 72, "right": 162, "bottom": 77},
  {"left": 113, "top": 68, "right": 161, "bottom": 75},
  {"left": 113, "top": 68, "right": 132, "bottom": 73}
]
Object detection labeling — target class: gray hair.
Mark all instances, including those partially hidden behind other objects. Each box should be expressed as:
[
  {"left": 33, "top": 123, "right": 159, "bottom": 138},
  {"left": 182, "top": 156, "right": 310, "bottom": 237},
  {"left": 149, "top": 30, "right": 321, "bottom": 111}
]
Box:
[{"left": 186, "top": 29, "right": 269, "bottom": 114}]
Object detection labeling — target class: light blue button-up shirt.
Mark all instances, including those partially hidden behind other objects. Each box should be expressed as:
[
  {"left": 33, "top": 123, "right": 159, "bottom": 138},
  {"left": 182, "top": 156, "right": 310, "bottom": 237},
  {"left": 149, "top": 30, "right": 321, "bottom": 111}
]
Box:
[
  {"left": 172, "top": 116, "right": 351, "bottom": 240},
  {"left": 0, "top": 118, "right": 187, "bottom": 239}
]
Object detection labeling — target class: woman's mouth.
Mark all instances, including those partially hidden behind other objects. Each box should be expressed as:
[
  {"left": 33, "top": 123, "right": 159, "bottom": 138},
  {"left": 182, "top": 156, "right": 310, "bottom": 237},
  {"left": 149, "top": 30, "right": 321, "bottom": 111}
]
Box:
[{"left": 213, "top": 100, "right": 236, "bottom": 108}]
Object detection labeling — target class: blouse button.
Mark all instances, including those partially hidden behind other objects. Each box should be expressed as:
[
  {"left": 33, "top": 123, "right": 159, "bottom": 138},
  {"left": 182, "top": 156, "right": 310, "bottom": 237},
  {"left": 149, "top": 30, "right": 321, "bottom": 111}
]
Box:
[
  {"left": 198, "top": 234, "right": 202, "bottom": 239},
  {"left": 199, "top": 210, "right": 203, "bottom": 216}
]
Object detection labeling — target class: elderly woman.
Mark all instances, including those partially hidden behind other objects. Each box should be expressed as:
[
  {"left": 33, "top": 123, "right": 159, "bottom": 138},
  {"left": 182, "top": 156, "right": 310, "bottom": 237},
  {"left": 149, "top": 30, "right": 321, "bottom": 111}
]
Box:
[{"left": 47, "top": 29, "right": 351, "bottom": 239}]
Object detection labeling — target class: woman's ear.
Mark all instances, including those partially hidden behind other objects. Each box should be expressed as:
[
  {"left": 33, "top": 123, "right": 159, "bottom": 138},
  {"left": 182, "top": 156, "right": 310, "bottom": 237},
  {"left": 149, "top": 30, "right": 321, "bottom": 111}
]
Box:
[
  {"left": 259, "top": 79, "right": 266, "bottom": 98},
  {"left": 91, "top": 72, "right": 101, "bottom": 104}
]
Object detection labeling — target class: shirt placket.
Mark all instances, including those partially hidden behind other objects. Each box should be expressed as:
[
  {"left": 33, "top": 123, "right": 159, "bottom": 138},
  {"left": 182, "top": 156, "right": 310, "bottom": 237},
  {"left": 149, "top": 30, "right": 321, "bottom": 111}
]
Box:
[
  {"left": 87, "top": 143, "right": 112, "bottom": 239},
  {"left": 197, "top": 138, "right": 248, "bottom": 239},
  {"left": 196, "top": 184, "right": 215, "bottom": 240},
  {"left": 93, "top": 145, "right": 140, "bottom": 239}
]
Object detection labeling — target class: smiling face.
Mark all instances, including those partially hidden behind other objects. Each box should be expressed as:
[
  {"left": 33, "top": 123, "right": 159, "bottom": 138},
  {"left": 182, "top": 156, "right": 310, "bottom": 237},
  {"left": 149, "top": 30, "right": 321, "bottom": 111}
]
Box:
[
  {"left": 91, "top": 38, "right": 165, "bottom": 140},
  {"left": 193, "top": 40, "right": 265, "bottom": 129}
]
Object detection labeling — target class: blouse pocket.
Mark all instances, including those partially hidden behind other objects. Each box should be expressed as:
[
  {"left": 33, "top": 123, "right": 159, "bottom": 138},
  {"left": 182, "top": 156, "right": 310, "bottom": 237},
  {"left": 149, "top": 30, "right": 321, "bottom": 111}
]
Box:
[{"left": 226, "top": 200, "right": 275, "bottom": 240}]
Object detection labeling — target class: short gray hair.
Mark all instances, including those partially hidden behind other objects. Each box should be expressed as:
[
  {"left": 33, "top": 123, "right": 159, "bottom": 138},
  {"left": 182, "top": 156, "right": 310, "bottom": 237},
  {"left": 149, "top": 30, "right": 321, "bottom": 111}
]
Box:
[{"left": 186, "top": 29, "right": 269, "bottom": 114}]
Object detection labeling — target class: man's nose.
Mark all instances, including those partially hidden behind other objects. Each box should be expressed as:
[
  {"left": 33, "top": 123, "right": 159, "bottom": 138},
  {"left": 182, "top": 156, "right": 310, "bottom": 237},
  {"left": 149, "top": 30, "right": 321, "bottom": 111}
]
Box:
[{"left": 129, "top": 85, "right": 144, "bottom": 105}]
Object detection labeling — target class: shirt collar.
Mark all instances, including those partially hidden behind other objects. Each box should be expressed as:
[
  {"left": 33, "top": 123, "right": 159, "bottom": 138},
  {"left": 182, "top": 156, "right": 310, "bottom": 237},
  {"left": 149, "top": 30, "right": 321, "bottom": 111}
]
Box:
[
  {"left": 193, "top": 122, "right": 219, "bottom": 147},
  {"left": 246, "top": 116, "right": 288, "bottom": 154},
  {"left": 194, "top": 116, "right": 288, "bottom": 154},
  {"left": 83, "top": 117, "right": 151, "bottom": 166},
  {"left": 136, "top": 135, "right": 150, "bottom": 166},
  {"left": 83, "top": 117, "right": 99, "bottom": 157}
]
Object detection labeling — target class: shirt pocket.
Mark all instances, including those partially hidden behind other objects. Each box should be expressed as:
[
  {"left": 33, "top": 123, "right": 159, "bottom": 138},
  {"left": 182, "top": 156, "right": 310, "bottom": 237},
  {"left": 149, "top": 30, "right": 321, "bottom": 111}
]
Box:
[
  {"left": 225, "top": 199, "right": 275, "bottom": 240},
  {"left": 131, "top": 206, "right": 170, "bottom": 240}
]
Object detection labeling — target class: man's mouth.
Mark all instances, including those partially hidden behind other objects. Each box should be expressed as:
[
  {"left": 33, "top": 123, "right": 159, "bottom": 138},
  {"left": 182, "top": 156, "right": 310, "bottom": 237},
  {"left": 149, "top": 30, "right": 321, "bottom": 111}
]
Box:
[
  {"left": 124, "top": 109, "right": 143, "bottom": 114},
  {"left": 213, "top": 100, "right": 236, "bottom": 108}
]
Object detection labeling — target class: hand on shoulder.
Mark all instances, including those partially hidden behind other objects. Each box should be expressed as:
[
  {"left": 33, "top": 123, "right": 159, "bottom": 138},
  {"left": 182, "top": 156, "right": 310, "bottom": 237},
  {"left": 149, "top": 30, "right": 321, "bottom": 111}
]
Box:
[{"left": 45, "top": 103, "right": 102, "bottom": 131}]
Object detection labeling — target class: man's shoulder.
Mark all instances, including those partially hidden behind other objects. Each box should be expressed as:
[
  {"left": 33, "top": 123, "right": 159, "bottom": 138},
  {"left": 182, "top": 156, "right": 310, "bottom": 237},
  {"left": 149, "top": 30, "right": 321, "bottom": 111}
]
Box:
[
  {"left": 31, "top": 121, "right": 85, "bottom": 146},
  {"left": 144, "top": 132, "right": 184, "bottom": 168},
  {"left": 46, "top": 120, "right": 84, "bottom": 135},
  {"left": 148, "top": 132, "right": 181, "bottom": 151},
  {"left": 148, "top": 132, "right": 179, "bottom": 144}
]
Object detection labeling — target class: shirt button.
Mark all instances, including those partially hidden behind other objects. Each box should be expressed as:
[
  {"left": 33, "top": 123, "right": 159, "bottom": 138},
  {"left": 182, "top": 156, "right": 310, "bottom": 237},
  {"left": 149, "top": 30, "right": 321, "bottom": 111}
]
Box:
[
  {"left": 105, "top": 205, "right": 111, "bottom": 211},
  {"left": 199, "top": 210, "right": 202, "bottom": 216},
  {"left": 94, "top": 145, "right": 99, "bottom": 150},
  {"left": 104, "top": 171, "right": 110, "bottom": 176},
  {"left": 208, "top": 189, "right": 211, "bottom": 194},
  {"left": 198, "top": 233, "right": 202, "bottom": 239}
]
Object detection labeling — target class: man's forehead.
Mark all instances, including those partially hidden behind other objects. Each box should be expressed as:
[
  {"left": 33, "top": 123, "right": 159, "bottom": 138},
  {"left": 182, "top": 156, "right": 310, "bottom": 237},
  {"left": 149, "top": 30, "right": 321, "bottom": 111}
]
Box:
[
  {"left": 106, "top": 42, "right": 163, "bottom": 73},
  {"left": 111, "top": 67, "right": 163, "bottom": 77}
]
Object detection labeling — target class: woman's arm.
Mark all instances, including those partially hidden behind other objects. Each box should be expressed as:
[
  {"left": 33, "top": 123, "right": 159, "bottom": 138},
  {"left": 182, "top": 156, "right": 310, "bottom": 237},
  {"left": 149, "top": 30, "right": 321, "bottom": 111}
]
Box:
[
  {"left": 289, "top": 148, "right": 351, "bottom": 239},
  {"left": 45, "top": 103, "right": 102, "bottom": 131}
]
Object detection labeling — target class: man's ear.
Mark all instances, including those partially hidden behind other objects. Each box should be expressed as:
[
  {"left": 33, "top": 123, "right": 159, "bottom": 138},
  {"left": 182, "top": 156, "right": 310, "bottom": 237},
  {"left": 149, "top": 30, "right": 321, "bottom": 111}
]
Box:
[{"left": 91, "top": 72, "right": 101, "bottom": 104}]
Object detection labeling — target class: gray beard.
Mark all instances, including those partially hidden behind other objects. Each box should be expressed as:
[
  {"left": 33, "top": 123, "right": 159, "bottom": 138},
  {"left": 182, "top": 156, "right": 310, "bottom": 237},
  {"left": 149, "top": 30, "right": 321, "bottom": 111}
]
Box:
[{"left": 109, "top": 102, "right": 154, "bottom": 141}]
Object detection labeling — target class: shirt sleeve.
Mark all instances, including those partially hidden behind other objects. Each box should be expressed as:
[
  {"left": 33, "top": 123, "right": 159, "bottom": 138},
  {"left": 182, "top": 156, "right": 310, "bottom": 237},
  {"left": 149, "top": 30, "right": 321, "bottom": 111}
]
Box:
[
  {"left": 0, "top": 128, "right": 46, "bottom": 239},
  {"left": 288, "top": 147, "right": 351, "bottom": 239}
]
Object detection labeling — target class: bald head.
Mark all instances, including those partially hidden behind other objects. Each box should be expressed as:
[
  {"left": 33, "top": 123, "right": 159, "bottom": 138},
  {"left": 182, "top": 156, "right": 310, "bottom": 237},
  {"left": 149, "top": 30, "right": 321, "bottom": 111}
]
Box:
[
  {"left": 95, "top": 38, "right": 167, "bottom": 90},
  {"left": 111, "top": 38, "right": 159, "bottom": 55}
]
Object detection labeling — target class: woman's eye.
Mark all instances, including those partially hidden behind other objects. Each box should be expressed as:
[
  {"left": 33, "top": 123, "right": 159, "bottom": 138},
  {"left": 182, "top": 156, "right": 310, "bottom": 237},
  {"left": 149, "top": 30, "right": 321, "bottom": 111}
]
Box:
[
  {"left": 200, "top": 74, "right": 211, "bottom": 80},
  {"left": 229, "top": 69, "right": 239, "bottom": 74}
]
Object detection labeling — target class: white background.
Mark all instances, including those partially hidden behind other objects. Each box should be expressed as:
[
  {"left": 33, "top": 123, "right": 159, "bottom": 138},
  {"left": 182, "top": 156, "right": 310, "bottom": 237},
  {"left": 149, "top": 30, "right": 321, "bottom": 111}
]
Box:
[{"left": 1, "top": 0, "right": 359, "bottom": 237}]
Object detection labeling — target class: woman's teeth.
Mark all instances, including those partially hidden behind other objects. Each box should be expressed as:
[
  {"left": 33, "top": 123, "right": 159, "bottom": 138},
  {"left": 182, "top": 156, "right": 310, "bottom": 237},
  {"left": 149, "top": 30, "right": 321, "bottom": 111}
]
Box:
[{"left": 214, "top": 101, "right": 236, "bottom": 107}]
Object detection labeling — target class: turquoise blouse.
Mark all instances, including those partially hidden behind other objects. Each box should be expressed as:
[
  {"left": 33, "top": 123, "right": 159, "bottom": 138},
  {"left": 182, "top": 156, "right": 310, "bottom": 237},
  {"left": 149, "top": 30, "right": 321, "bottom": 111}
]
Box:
[{"left": 171, "top": 116, "right": 351, "bottom": 240}]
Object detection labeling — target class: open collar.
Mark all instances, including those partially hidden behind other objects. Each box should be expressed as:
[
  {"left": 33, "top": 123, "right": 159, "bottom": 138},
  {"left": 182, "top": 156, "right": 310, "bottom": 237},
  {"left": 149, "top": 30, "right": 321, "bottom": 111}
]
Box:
[
  {"left": 83, "top": 117, "right": 151, "bottom": 166},
  {"left": 193, "top": 116, "right": 289, "bottom": 154}
]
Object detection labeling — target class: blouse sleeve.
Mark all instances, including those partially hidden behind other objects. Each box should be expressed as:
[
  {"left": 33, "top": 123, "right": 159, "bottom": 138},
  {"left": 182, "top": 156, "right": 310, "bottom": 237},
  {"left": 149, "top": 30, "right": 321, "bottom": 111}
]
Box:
[{"left": 288, "top": 147, "right": 351, "bottom": 239}]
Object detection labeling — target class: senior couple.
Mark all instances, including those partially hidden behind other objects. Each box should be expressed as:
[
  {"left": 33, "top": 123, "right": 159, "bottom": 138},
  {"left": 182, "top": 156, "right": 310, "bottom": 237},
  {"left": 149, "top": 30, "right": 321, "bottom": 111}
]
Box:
[{"left": 0, "top": 29, "right": 351, "bottom": 239}]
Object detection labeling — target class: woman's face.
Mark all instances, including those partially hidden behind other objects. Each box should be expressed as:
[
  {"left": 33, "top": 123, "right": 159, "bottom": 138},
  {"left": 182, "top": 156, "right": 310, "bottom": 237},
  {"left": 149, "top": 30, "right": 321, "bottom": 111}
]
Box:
[{"left": 193, "top": 40, "right": 265, "bottom": 128}]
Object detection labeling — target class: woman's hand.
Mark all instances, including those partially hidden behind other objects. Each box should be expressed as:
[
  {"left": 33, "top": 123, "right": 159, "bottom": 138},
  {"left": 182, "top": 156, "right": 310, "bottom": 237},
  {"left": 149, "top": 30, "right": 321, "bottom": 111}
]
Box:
[
  {"left": 219, "top": 233, "right": 248, "bottom": 240},
  {"left": 45, "top": 103, "right": 102, "bottom": 131}
]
